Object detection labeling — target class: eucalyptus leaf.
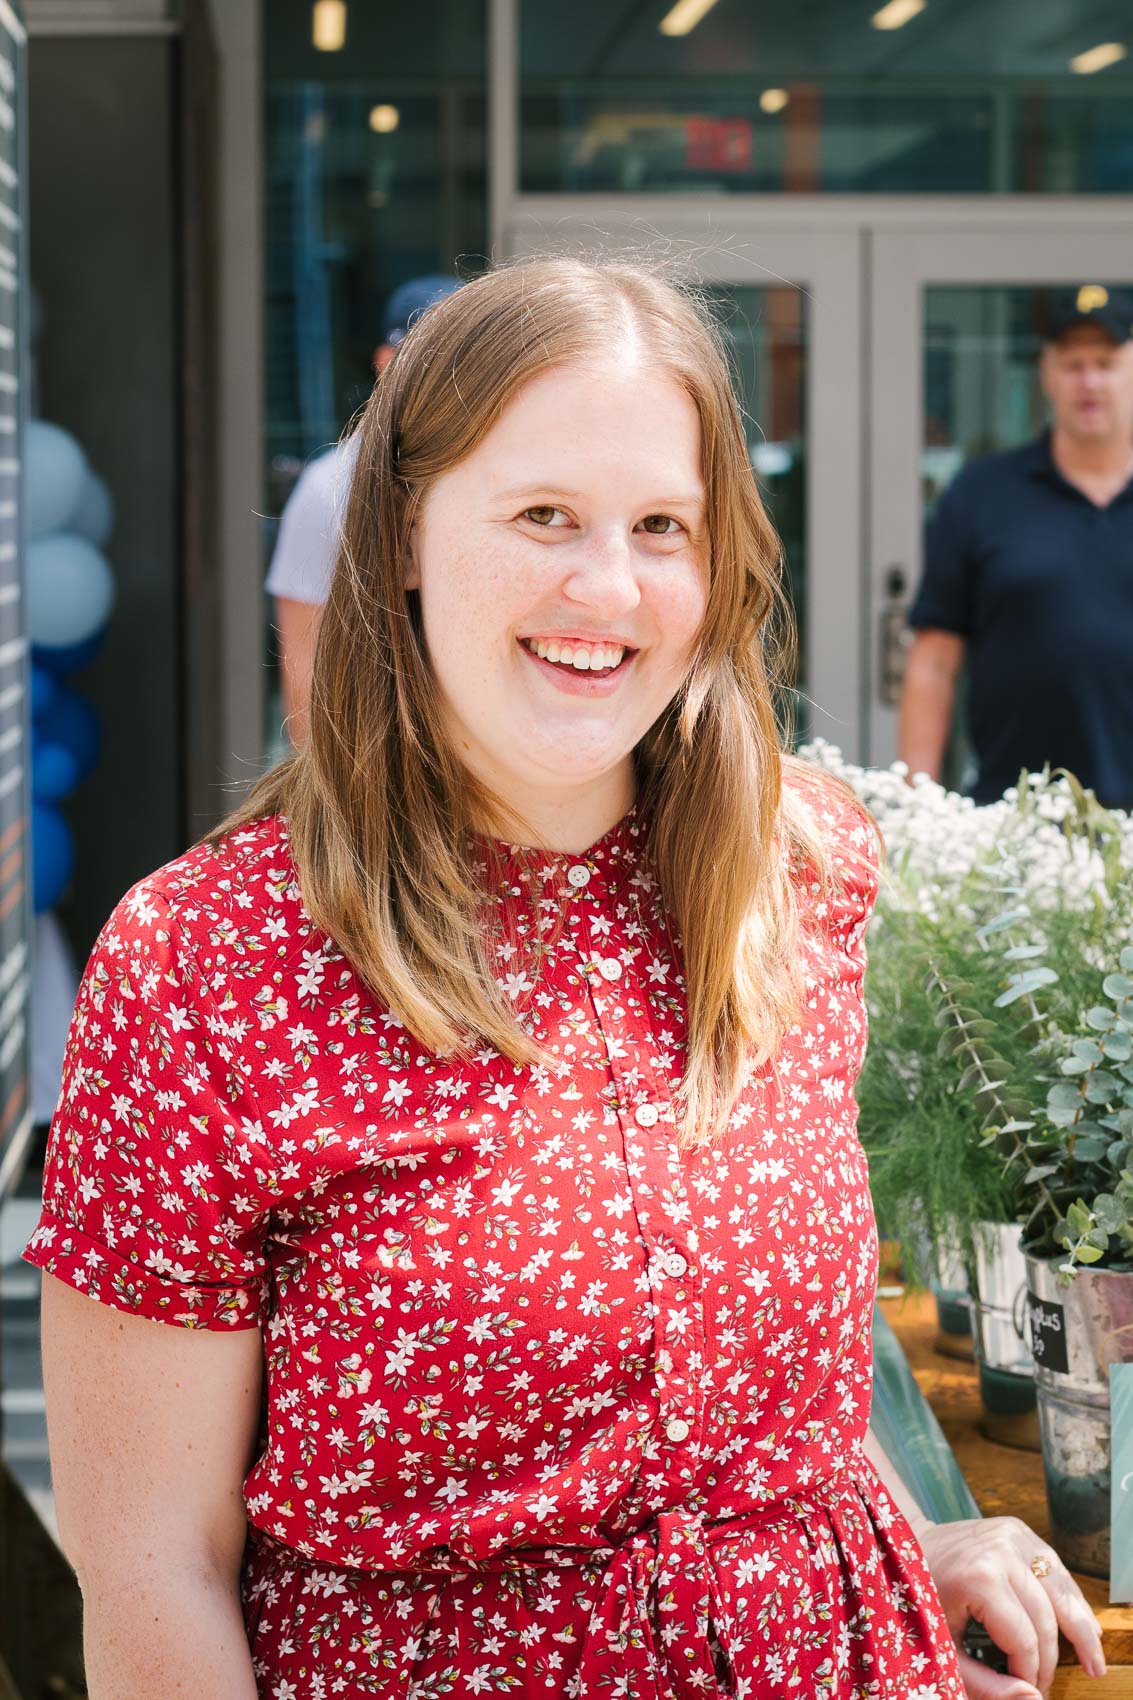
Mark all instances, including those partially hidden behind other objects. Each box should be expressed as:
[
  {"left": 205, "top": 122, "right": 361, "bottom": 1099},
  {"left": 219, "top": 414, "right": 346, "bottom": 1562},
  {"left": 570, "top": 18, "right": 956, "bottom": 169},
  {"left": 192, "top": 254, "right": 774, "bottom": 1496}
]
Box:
[
  {"left": 1103, "top": 973, "right": 1133, "bottom": 1001},
  {"left": 994, "top": 968, "right": 1059, "bottom": 1006},
  {"left": 1067, "top": 1200, "right": 1093, "bottom": 1234},
  {"left": 1048, "top": 1081, "right": 1086, "bottom": 1112},
  {"left": 1070, "top": 1136, "right": 1111, "bottom": 1163},
  {"left": 1084, "top": 1070, "right": 1121, "bottom": 1104},
  {"left": 1092, "top": 1193, "right": 1126, "bottom": 1232},
  {"left": 977, "top": 911, "right": 1031, "bottom": 938}
]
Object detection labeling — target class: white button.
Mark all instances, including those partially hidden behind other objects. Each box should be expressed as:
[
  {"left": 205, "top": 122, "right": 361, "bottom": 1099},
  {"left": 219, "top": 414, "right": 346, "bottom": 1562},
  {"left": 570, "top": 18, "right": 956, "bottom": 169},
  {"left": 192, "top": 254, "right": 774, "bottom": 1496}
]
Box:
[
  {"left": 567, "top": 865, "right": 591, "bottom": 888},
  {"left": 634, "top": 1103, "right": 659, "bottom": 1128},
  {"left": 599, "top": 957, "right": 622, "bottom": 981},
  {"left": 663, "top": 1252, "right": 688, "bottom": 1279},
  {"left": 665, "top": 1416, "right": 691, "bottom": 1444}
]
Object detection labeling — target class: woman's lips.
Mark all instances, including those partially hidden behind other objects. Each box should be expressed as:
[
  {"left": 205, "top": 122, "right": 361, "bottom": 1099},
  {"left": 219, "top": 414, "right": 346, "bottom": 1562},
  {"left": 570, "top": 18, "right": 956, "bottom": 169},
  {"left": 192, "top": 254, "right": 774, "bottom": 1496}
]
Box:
[{"left": 518, "top": 638, "right": 636, "bottom": 697}]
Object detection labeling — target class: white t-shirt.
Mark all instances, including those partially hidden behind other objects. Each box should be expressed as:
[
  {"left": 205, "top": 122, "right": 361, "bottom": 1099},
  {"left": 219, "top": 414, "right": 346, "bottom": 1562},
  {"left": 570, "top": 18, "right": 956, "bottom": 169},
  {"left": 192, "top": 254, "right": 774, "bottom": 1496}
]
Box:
[{"left": 265, "top": 435, "right": 360, "bottom": 606}]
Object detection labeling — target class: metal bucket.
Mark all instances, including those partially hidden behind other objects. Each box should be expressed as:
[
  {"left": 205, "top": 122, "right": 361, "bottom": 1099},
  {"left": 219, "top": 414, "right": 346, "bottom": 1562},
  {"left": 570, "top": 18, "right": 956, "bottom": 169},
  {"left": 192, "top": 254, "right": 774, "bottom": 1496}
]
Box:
[
  {"left": 970, "top": 1221, "right": 1035, "bottom": 1414},
  {"left": 1024, "top": 1252, "right": 1133, "bottom": 1578}
]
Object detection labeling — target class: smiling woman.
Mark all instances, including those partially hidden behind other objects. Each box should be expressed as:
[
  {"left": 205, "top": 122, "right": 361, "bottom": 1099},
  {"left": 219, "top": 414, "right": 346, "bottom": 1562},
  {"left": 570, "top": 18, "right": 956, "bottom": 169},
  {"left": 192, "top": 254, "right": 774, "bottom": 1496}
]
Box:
[{"left": 24, "top": 256, "right": 1106, "bottom": 1700}]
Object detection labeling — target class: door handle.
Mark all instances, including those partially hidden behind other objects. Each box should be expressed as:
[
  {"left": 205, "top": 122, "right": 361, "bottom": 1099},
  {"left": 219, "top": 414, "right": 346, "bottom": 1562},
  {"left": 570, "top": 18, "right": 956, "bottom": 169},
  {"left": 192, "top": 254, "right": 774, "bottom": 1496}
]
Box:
[{"left": 878, "top": 565, "right": 910, "bottom": 708}]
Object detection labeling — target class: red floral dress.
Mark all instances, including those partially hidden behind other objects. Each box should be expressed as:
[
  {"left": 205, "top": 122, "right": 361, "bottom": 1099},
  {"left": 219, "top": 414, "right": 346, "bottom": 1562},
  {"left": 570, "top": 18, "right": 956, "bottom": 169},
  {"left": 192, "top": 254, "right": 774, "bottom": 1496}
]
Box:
[{"left": 25, "top": 774, "right": 965, "bottom": 1699}]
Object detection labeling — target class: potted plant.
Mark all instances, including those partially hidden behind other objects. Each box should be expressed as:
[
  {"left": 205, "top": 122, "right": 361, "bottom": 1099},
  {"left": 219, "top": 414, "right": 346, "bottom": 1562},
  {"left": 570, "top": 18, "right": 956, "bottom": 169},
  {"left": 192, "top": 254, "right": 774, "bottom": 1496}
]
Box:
[
  {"left": 801, "top": 743, "right": 1133, "bottom": 1574},
  {"left": 962, "top": 943, "right": 1133, "bottom": 1578}
]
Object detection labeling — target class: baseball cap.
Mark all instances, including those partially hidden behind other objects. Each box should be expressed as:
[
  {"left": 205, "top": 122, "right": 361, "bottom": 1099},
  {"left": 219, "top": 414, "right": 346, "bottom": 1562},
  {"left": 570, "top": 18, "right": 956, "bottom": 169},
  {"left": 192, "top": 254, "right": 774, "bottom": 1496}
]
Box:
[
  {"left": 382, "top": 274, "right": 463, "bottom": 346},
  {"left": 1042, "top": 285, "right": 1133, "bottom": 346}
]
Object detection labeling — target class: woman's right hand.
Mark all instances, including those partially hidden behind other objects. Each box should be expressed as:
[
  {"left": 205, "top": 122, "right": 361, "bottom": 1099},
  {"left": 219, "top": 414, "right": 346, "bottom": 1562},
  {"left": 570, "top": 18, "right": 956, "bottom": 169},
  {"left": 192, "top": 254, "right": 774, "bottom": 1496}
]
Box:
[{"left": 917, "top": 1516, "right": 1106, "bottom": 1699}]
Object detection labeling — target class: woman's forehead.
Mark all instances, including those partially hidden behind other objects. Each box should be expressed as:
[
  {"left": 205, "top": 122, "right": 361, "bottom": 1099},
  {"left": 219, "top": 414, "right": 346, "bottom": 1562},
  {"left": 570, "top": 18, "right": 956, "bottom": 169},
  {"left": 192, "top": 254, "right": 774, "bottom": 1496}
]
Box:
[{"left": 473, "top": 361, "right": 704, "bottom": 478}]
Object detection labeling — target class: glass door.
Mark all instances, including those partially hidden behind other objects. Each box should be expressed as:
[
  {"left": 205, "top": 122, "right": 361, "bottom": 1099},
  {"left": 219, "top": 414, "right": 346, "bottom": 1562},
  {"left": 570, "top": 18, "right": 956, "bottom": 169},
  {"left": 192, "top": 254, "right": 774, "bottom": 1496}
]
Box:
[
  {"left": 869, "top": 225, "right": 1133, "bottom": 769},
  {"left": 504, "top": 223, "right": 866, "bottom": 755}
]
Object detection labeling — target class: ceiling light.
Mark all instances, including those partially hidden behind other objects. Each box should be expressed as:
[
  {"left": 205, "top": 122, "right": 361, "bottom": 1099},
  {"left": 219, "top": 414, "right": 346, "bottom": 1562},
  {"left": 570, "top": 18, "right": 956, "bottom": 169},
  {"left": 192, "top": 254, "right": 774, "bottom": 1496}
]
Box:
[
  {"left": 312, "top": 0, "right": 346, "bottom": 52},
  {"left": 659, "top": 0, "right": 721, "bottom": 38},
  {"left": 871, "top": 0, "right": 926, "bottom": 30},
  {"left": 369, "top": 104, "right": 400, "bottom": 134},
  {"left": 1069, "top": 41, "right": 1127, "bottom": 74},
  {"left": 760, "top": 88, "right": 790, "bottom": 114}
]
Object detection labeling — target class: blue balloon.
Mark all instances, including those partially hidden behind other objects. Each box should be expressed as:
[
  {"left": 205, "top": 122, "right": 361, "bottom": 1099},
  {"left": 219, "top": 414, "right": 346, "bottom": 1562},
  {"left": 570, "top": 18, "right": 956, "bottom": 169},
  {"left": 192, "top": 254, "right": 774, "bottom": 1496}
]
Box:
[
  {"left": 32, "top": 737, "right": 80, "bottom": 803},
  {"left": 32, "top": 802, "right": 74, "bottom": 913},
  {"left": 71, "top": 470, "right": 114, "bottom": 548},
  {"left": 30, "top": 663, "right": 58, "bottom": 720},
  {"left": 26, "top": 422, "right": 87, "bottom": 540},
  {"left": 36, "top": 687, "right": 100, "bottom": 782},
  {"left": 32, "top": 630, "right": 107, "bottom": 678},
  {"left": 28, "top": 533, "right": 116, "bottom": 649}
]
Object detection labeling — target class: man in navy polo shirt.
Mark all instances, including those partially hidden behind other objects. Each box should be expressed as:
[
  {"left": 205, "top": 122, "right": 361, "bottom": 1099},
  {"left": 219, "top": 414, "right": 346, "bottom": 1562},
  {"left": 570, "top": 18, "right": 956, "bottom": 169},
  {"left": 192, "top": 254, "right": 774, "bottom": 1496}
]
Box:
[{"left": 900, "top": 287, "right": 1133, "bottom": 808}]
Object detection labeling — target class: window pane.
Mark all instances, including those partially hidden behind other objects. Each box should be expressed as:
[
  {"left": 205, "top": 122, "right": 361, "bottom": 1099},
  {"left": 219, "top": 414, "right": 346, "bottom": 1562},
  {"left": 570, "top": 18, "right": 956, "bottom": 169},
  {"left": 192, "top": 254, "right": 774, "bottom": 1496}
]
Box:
[
  {"left": 521, "top": 0, "right": 1133, "bottom": 194},
  {"left": 263, "top": 3, "right": 487, "bottom": 749}
]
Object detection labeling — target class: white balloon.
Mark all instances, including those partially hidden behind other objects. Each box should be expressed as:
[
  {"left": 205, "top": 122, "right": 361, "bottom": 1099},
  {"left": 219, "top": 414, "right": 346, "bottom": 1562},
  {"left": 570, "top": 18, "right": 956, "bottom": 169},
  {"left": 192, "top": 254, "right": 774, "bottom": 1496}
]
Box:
[
  {"left": 25, "top": 420, "right": 88, "bottom": 540},
  {"left": 28, "top": 532, "right": 116, "bottom": 648},
  {"left": 71, "top": 469, "right": 114, "bottom": 548}
]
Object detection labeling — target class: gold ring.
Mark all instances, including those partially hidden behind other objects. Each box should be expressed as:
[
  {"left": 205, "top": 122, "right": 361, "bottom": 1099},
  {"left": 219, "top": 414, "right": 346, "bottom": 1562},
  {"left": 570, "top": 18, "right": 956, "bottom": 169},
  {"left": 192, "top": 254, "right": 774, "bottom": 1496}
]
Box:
[{"left": 1030, "top": 1555, "right": 1054, "bottom": 1579}]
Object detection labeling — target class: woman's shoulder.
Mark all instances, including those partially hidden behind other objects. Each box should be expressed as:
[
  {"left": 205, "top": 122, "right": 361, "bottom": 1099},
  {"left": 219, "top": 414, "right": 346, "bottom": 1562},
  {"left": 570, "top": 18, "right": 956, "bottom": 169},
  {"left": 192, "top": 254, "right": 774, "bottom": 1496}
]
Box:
[
  {"left": 781, "top": 755, "right": 879, "bottom": 872},
  {"left": 780, "top": 757, "right": 881, "bottom": 947},
  {"left": 100, "top": 812, "right": 301, "bottom": 960}
]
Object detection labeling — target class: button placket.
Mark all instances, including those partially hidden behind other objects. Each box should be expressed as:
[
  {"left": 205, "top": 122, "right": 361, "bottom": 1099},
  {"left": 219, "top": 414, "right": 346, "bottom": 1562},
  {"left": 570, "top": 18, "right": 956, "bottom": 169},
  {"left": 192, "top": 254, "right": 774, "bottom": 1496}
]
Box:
[{"left": 573, "top": 888, "right": 708, "bottom": 1472}]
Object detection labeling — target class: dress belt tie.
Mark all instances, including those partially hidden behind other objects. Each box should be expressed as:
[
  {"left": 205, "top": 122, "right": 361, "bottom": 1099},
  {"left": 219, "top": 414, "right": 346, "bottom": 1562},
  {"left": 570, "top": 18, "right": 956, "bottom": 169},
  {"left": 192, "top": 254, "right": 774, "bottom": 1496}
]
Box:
[{"left": 252, "top": 1464, "right": 864, "bottom": 1699}]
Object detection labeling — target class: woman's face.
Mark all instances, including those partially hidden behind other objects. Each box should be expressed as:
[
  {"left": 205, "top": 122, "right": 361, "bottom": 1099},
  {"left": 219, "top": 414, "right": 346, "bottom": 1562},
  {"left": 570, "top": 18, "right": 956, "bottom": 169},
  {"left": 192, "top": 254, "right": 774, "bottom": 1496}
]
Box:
[{"left": 409, "top": 356, "right": 709, "bottom": 831}]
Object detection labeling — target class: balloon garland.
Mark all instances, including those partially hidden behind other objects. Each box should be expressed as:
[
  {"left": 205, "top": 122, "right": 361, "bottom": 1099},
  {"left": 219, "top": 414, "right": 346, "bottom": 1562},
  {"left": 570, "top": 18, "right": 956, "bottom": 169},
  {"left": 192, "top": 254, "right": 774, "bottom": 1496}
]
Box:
[{"left": 26, "top": 418, "right": 116, "bottom": 912}]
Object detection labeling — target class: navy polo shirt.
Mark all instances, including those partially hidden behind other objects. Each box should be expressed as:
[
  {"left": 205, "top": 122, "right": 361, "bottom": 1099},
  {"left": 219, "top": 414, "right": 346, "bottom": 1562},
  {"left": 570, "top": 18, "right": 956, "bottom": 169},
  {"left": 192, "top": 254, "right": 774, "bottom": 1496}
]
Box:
[{"left": 909, "top": 433, "right": 1133, "bottom": 808}]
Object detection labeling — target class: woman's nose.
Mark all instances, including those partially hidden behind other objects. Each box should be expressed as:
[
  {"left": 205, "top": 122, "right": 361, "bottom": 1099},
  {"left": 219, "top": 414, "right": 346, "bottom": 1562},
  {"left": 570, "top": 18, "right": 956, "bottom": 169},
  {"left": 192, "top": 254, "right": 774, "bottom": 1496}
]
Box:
[{"left": 560, "top": 530, "right": 642, "bottom": 616}]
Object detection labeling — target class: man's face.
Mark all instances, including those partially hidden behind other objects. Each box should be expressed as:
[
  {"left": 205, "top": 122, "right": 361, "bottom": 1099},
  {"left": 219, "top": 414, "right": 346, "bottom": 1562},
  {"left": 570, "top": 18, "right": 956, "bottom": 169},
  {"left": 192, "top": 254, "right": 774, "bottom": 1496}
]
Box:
[{"left": 1040, "top": 324, "right": 1133, "bottom": 445}]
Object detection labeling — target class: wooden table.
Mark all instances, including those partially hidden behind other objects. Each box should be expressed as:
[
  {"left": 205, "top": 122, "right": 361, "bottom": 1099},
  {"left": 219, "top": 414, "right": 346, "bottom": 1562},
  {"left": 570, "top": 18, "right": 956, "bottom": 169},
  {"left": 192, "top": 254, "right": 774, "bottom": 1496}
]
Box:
[{"left": 881, "top": 1292, "right": 1133, "bottom": 1697}]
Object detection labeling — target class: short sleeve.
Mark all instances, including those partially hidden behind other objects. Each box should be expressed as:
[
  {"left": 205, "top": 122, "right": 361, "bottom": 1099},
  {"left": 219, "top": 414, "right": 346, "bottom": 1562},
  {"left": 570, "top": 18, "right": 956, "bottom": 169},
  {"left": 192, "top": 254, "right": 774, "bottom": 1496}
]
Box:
[
  {"left": 22, "top": 883, "right": 272, "bottom": 1329},
  {"left": 824, "top": 794, "right": 881, "bottom": 973},
  {"left": 786, "top": 762, "right": 881, "bottom": 975},
  {"left": 265, "top": 438, "right": 357, "bottom": 606},
  {"left": 908, "top": 472, "right": 976, "bottom": 637}
]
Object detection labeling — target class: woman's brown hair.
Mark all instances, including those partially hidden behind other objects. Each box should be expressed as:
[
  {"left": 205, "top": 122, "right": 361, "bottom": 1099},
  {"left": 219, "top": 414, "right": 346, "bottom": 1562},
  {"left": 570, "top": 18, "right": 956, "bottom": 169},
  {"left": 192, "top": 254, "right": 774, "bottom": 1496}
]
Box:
[{"left": 219, "top": 256, "right": 846, "bottom": 1141}]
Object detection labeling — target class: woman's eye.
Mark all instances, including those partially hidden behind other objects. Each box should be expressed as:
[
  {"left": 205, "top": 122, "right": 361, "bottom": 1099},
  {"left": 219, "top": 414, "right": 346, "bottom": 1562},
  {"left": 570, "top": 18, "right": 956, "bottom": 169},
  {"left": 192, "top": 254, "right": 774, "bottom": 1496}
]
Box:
[
  {"left": 523, "top": 505, "right": 567, "bottom": 527},
  {"left": 639, "top": 514, "right": 682, "bottom": 536}
]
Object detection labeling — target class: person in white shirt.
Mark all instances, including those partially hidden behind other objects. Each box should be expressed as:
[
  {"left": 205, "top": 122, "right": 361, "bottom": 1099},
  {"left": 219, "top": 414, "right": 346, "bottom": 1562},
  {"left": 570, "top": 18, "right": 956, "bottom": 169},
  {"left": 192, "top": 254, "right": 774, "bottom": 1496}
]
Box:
[{"left": 268, "top": 274, "right": 463, "bottom": 744}]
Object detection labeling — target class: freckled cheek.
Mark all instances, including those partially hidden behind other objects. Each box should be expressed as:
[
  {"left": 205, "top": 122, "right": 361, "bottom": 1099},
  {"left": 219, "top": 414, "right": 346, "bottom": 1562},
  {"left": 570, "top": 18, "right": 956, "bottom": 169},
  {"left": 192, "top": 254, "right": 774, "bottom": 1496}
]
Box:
[
  {"left": 646, "top": 569, "right": 709, "bottom": 661},
  {"left": 418, "top": 540, "right": 530, "bottom": 656}
]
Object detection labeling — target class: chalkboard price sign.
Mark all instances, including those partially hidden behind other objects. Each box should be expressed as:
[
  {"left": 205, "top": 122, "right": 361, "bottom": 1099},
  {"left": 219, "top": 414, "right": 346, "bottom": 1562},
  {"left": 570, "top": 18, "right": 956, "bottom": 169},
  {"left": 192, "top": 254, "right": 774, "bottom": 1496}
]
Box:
[{"left": 1026, "top": 1291, "right": 1070, "bottom": 1376}]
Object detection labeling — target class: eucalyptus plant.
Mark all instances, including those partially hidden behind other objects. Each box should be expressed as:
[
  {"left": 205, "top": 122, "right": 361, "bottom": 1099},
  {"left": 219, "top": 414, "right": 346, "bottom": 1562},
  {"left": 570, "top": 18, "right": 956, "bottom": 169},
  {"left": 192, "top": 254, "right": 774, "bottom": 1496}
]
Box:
[{"left": 799, "top": 744, "right": 1133, "bottom": 1281}]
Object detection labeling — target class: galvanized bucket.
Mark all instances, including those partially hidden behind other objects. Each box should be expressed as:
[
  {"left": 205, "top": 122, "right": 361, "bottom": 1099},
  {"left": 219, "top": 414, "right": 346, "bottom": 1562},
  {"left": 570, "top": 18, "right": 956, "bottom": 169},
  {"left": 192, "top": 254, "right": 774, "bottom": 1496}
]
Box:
[
  {"left": 970, "top": 1221, "right": 1035, "bottom": 1414},
  {"left": 1024, "top": 1252, "right": 1133, "bottom": 1578}
]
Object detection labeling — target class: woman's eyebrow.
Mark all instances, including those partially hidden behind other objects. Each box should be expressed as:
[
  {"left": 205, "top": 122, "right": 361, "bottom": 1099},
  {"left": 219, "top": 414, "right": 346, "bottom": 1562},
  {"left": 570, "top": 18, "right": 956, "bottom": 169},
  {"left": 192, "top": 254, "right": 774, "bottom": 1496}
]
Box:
[
  {"left": 495, "top": 483, "right": 583, "bottom": 501},
  {"left": 496, "top": 483, "right": 705, "bottom": 510}
]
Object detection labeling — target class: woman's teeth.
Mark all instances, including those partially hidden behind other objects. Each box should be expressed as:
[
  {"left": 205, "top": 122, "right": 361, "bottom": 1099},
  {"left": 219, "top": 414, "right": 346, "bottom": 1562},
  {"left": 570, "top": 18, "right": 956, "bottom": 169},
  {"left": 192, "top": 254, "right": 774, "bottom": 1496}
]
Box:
[{"left": 527, "top": 638, "right": 626, "bottom": 671}]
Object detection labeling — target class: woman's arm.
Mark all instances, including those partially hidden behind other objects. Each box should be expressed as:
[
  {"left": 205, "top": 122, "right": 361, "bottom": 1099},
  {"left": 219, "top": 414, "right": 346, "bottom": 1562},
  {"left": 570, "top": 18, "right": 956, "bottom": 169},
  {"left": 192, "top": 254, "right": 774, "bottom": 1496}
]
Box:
[
  {"left": 866, "top": 1424, "right": 1106, "bottom": 1699},
  {"left": 41, "top": 1274, "right": 263, "bottom": 1699}
]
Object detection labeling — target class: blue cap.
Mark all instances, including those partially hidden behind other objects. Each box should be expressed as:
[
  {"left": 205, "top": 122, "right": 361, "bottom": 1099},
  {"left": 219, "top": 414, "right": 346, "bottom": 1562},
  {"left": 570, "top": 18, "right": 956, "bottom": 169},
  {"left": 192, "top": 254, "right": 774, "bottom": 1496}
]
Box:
[{"left": 383, "top": 273, "right": 463, "bottom": 346}]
